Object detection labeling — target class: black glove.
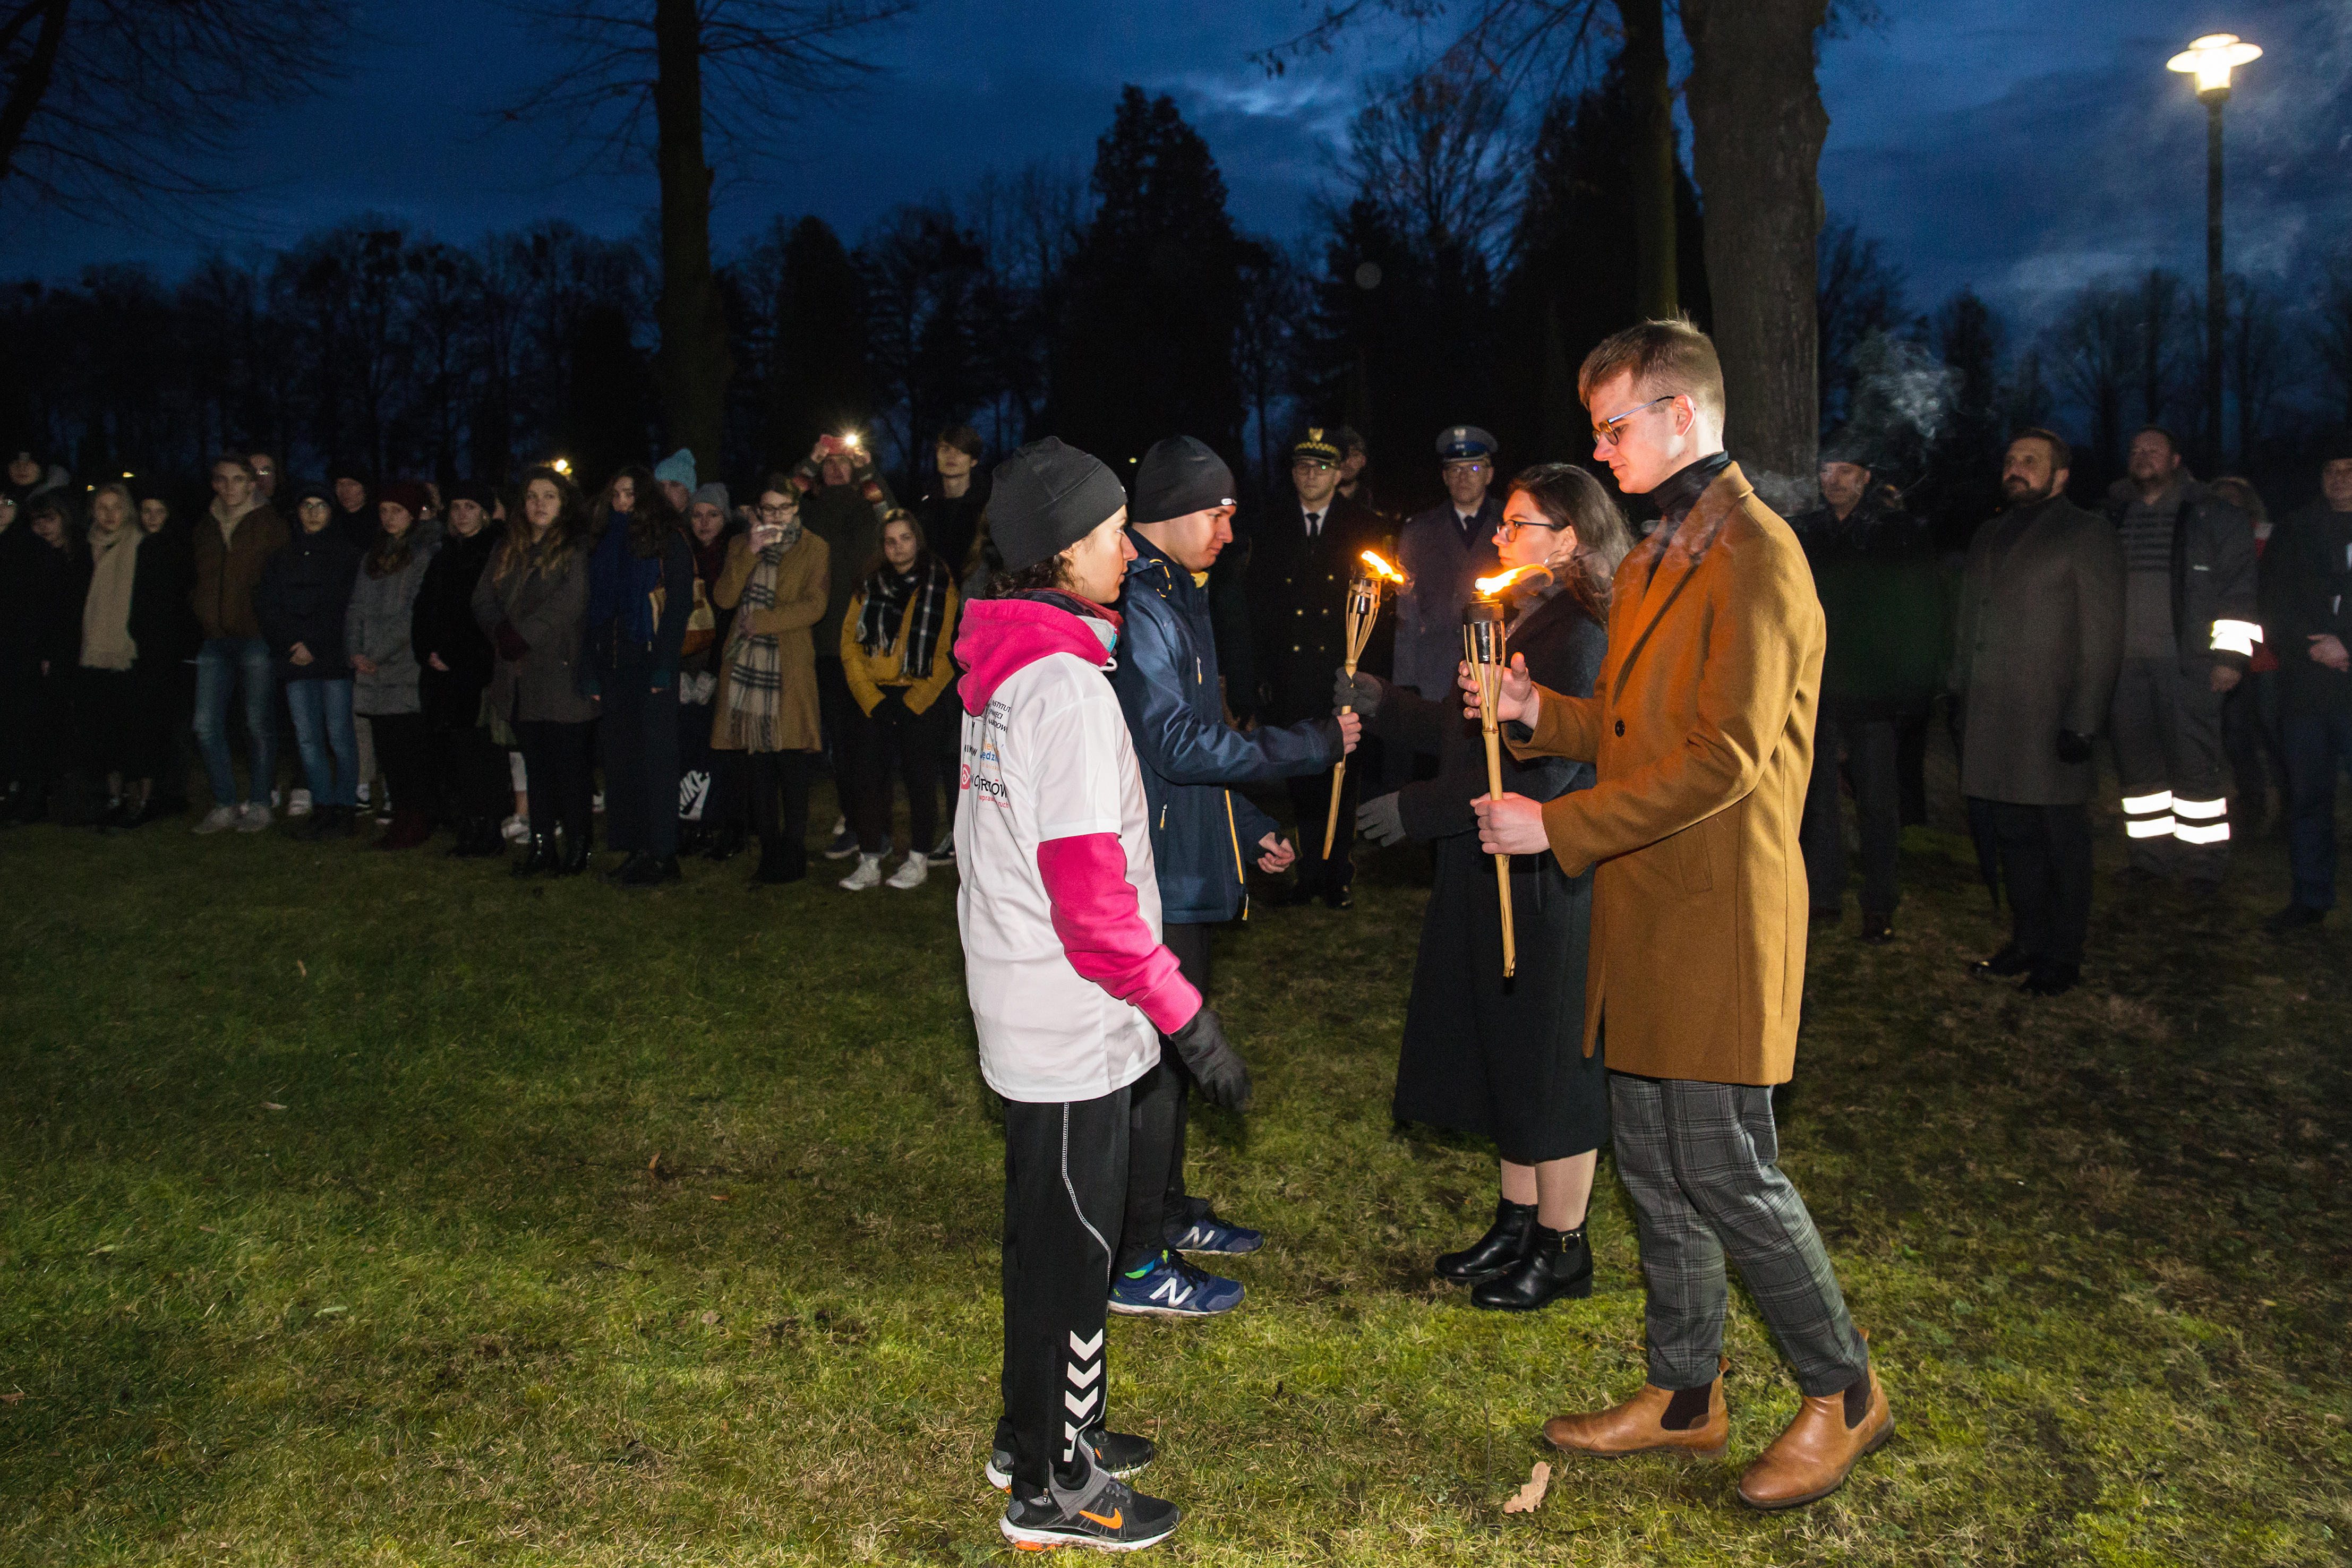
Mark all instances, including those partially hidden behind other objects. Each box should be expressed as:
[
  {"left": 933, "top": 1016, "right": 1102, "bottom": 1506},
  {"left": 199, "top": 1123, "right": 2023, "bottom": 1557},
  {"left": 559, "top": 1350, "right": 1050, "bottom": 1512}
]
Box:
[
  {"left": 1333, "top": 668, "right": 1385, "bottom": 719},
  {"left": 1166, "top": 1006, "right": 1252, "bottom": 1113},
  {"left": 1356, "top": 791, "right": 1407, "bottom": 847},
  {"left": 2055, "top": 729, "right": 2095, "bottom": 765}
]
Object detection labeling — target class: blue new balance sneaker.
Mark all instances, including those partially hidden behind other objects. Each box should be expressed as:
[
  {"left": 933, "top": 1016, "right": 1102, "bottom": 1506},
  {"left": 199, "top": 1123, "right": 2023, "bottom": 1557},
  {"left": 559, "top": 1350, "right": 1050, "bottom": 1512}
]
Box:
[
  {"left": 1108, "top": 1250, "right": 1244, "bottom": 1319},
  {"left": 1165, "top": 1207, "right": 1263, "bottom": 1256}
]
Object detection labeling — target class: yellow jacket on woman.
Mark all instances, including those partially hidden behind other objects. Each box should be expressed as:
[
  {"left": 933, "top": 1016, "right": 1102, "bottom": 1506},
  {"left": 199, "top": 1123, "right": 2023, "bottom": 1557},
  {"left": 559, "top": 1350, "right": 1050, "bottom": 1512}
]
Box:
[{"left": 841, "top": 585, "right": 960, "bottom": 716}]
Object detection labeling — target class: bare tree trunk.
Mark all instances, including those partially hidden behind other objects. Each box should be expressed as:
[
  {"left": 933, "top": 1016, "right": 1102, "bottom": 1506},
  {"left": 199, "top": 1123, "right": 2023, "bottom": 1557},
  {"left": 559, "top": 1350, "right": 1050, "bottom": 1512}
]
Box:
[
  {"left": 1679, "top": 0, "right": 1828, "bottom": 491},
  {"left": 652, "top": 0, "right": 732, "bottom": 477},
  {"left": 1620, "top": 0, "right": 1677, "bottom": 320},
  {"left": 0, "top": 0, "right": 72, "bottom": 184}
]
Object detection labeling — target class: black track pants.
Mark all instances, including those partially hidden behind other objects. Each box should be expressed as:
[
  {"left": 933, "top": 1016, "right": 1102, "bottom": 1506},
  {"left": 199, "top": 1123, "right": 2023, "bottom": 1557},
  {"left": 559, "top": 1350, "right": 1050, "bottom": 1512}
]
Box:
[
  {"left": 997, "top": 1085, "right": 1131, "bottom": 1493},
  {"left": 1117, "top": 922, "right": 1213, "bottom": 1275}
]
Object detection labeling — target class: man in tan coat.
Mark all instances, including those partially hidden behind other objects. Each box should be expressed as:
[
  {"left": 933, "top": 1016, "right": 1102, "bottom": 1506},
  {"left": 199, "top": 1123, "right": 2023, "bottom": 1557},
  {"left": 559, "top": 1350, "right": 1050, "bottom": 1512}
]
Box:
[{"left": 1470, "top": 319, "right": 1891, "bottom": 1510}]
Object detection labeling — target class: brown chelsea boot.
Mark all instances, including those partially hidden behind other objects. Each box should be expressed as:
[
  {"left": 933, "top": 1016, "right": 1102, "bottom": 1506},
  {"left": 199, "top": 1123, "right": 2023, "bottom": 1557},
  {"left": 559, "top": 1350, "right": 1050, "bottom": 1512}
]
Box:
[
  {"left": 1542, "top": 1359, "right": 1729, "bottom": 1460},
  {"left": 1735, "top": 1359, "right": 1894, "bottom": 1510}
]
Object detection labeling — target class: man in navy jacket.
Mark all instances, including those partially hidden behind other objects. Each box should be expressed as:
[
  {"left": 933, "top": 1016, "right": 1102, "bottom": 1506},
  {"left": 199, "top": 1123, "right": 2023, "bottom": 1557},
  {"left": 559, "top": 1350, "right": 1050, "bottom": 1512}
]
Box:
[{"left": 1107, "top": 435, "right": 1356, "bottom": 1317}]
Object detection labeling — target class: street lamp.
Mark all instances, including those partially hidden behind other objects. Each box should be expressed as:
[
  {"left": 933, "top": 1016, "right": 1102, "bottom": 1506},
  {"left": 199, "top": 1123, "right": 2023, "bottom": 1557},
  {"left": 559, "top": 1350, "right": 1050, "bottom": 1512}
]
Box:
[{"left": 2167, "top": 33, "right": 2260, "bottom": 467}]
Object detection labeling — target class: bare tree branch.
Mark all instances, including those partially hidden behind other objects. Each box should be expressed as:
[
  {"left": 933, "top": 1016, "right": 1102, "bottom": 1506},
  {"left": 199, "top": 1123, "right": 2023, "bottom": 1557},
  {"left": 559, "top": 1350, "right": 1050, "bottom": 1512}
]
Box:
[
  {"left": 2, "top": 0, "right": 359, "bottom": 227},
  {"left": 490, "top": 0, "right": 917, "bottom": 177}
]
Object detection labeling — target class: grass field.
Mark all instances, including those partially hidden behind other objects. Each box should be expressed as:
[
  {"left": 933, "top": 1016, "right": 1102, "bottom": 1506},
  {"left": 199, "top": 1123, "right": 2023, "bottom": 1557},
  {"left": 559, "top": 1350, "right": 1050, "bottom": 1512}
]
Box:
[{"left": 3, "top": 768, "right": 2349, "bottom": 1565}]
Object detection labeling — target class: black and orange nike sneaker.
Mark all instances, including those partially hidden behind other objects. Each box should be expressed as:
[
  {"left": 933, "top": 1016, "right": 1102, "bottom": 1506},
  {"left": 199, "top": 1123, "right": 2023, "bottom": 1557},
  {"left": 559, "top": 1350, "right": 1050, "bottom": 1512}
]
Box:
[{"left": 999, "top": 1450, "right": 1179, "bottom": 1553}]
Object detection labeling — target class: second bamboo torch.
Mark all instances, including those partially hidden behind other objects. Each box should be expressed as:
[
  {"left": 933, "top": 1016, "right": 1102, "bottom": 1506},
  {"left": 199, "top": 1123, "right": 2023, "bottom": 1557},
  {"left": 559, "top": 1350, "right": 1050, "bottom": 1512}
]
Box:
[
  {"left": 1463, "top": 593, "right": 1517, "bottom": 978},
  {"left": 1323, "top": 550, "right": 1405, "bottom": 859}
]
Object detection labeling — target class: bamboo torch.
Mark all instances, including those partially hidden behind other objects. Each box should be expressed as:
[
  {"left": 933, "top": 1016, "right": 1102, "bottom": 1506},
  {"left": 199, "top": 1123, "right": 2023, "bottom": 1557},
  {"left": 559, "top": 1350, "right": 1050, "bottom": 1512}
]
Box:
[
  {"left": 1464, "top": 575, "right": 1532, "bottom": 978},
  {"left": 1322, "top": 550, "right": 1406, "bottom": 859}
]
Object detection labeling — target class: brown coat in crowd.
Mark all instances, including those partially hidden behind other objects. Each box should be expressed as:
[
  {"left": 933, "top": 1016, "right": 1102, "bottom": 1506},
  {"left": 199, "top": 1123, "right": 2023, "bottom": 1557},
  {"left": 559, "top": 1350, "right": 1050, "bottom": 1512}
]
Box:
[
  {"left": 1507, "top": 461, "right": 1824, "bottom": 1087},
  {"left": 190, "top": 500, "right": 288, "bottom": 640},
  {"left": 709, "top": 530, "right": 829, "bottom": 753}
]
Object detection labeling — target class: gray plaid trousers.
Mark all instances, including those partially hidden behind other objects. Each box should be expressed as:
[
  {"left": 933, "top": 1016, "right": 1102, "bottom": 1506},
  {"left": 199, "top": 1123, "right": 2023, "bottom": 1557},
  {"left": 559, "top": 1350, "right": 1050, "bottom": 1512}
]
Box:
[{"left": 1610, "top": 1073, "right": 1869, "bottom": 1396}]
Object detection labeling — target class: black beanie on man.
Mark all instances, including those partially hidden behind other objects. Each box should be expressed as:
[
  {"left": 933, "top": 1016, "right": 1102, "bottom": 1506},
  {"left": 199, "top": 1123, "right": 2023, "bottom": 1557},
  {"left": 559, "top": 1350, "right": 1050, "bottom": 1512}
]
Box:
[
  {"left": 988, "top": 437, "right": 1126, "bottom": 572},
  {"left": 1131, "top": 435, "right": 1236, "bottom": 527}
]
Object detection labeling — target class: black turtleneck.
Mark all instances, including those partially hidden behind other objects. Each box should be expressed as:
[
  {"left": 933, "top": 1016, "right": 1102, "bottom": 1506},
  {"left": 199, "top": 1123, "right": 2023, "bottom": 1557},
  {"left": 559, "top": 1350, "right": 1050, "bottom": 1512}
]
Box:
[{"left": 1648, "top": 450, "right": 1733, "bottom": 534}]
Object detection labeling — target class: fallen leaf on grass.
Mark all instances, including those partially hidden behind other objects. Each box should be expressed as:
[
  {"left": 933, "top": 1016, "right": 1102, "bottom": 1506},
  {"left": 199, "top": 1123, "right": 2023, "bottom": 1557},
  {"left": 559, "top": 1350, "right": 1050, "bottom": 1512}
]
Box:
[
  {"left": 1502, "top": 1461, "right": 1550, "bottom": 1514},
  {"left": 647, "top": 1151, "right": 662, "bottom": 1173},
  {"left": 296, "top": 960, "right": 307, "bottom": 978},
  {"left": 260, "top": 1102, "right": 288, "bottom": 1112},
  {"left": 1, "top": 1391, "right": 24, "bottom": 1404},
  {"left": 710, "top": 1193, "right": 731, "bottom": 1202},
  {"left": 700, "top": 1310, "right": 721, "bottom": 1326},
  {"left": 198, "top": 1226, "right": 217, "bottom": 1233}
]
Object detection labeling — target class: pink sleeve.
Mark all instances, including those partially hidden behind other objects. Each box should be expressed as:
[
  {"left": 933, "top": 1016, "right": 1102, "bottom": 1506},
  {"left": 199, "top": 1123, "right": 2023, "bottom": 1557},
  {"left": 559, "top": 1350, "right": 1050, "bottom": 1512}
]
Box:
[{"left": 1035, "top": 832, "right": 1202, "bottom": 1036}]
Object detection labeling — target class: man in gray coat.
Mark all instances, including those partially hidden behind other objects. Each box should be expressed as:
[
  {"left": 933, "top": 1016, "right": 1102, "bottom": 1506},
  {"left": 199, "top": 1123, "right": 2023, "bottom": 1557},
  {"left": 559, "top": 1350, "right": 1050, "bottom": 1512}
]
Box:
[
  {"left": 1951, "top": 429, "right": 2125, "bottom": 997},
  {"left": 2100, "top": 426, "right": 2258, "bottom": 892}
]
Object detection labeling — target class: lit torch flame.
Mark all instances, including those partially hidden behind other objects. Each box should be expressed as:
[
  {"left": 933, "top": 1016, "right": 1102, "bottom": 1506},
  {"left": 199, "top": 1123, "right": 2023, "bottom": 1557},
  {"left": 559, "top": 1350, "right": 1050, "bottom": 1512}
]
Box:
[
  {"left": 1358, "top": 549, "right": 1405, "bottom": 583},
  {"left": 1474, "top": 564, "right": 1544, "bottom": 596}
]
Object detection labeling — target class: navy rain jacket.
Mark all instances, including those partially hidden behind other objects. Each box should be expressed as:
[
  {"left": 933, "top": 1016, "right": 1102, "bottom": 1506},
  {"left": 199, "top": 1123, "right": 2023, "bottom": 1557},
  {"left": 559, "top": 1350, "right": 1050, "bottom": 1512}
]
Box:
[{"left": 1111, "top": 530, "right": 1341, "bottom": 926}]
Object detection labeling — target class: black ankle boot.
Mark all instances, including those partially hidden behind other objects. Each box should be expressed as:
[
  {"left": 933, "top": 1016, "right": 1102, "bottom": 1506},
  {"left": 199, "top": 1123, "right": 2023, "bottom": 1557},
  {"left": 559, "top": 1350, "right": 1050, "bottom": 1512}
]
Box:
[
  {"left": 1435, "top": 1198, "right": 1537, "bottom": 1283},
  {"left": 604, "top": 850, "right": 652, "bottom": 885},
  {"left": 512, "top": 832, "right": 553, "bottom": 876},
  {"left": 704, "top": 823, "right": 746, "bottom": 863},
  {"left": 1470, "top": 1224, "right": 1593, "bottom": 1311},
  {"left": 747, "top": 835, "right": 806, "bottom": 885}
]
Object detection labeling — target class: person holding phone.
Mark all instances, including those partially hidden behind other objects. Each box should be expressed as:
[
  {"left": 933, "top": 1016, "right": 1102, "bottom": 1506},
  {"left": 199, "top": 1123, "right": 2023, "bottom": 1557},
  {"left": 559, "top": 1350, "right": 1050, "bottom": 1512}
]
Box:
[
  {"left": 789, "top": 432, "right": 898, "bottom": 858},
  {"left": 710, "top": 478, "right": 829, "bottom": 884}
]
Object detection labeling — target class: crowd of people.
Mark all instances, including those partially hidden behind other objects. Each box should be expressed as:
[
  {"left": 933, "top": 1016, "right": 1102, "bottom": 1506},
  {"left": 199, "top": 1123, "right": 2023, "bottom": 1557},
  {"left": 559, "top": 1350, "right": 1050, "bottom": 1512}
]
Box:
[{"left": 5, "top": 315, "right": 2351, "bottom": 1553}]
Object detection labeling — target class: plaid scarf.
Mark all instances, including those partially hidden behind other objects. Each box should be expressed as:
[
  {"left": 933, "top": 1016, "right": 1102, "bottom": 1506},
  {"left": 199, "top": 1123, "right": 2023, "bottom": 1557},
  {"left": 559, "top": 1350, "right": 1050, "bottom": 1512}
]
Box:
[
  {"left": 724, "top": 522, "right": 801, "bottom": 752},
  {"left": 856, "top": 553, "right": 950, "bottom": 679}
]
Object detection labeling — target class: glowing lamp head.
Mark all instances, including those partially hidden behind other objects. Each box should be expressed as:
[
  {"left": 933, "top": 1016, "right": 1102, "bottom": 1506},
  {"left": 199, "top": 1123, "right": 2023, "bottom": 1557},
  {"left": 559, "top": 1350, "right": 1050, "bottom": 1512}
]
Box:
[
  {"left": 2168, "top": 33, "right": 2260, "bottom": 95},
  {"left": 1358, "top": 549, "right": 1406, "bottom": 584},
  {"left": 551, "top": 457, "right": 572, "bottom": 476}
]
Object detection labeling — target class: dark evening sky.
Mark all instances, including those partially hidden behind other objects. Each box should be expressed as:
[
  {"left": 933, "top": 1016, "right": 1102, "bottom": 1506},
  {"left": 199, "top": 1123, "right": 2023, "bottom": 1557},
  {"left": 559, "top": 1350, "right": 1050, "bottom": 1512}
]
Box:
[{"left": 3, "top": 0, "right": 2346, "bottom": 325}]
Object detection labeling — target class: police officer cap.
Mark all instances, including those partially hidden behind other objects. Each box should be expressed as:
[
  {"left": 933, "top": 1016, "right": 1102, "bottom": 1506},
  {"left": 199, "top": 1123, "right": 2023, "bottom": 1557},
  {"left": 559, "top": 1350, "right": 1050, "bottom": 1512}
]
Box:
[
  {"left": 1292, "top": 427, "right": 1343, "bottom": 466},
  {"left": 1435, "top": 425, "right": 1496, "bottom": 461},
  {"left": 988, "top": 437, "right": 1127, "bottom": 573}
]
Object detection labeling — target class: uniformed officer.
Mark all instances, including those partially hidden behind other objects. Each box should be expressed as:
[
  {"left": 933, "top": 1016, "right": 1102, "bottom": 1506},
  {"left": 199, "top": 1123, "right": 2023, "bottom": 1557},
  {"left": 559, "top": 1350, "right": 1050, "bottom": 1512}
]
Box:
[
  {"left": 1253, "top": 428, "right": 1392, "bottom": 907},
  {"left": 1393, "top": 426, "right": 1505, "bottom": 701}
]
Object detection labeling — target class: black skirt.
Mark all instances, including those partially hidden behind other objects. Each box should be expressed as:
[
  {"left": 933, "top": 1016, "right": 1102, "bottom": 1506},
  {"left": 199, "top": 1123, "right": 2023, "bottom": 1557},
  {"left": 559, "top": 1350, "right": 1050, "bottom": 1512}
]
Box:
[{"left": 1392, "top": 834, "right": 1609, "bottom": 1164}]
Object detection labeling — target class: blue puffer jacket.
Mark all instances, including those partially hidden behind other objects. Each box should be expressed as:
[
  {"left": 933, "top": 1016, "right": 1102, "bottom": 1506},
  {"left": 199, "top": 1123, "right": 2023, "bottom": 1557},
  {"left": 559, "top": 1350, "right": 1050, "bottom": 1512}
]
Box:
[{"left": 1111, "top": 532, "right": 1342, "bottom": 926}]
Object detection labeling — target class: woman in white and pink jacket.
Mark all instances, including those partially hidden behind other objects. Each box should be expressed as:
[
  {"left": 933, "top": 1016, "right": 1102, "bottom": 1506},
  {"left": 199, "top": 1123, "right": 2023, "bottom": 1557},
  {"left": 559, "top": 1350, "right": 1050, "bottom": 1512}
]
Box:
[{"left": 953, "top": 438, "right": 1250, "bottom": 1555}]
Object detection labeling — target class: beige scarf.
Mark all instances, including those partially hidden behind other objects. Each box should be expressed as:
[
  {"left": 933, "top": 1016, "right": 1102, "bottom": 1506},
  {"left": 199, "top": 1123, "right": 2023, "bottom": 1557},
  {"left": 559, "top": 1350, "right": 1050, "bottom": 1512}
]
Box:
[{"left": 82, "top": 524, "right": 143, "bottom": 671}]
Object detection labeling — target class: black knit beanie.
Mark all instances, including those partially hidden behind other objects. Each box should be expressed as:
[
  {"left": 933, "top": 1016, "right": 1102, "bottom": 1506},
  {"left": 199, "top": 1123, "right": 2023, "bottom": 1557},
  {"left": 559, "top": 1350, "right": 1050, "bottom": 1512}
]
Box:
[
  {"left": 988, "top": 438, "right": 1126, "bottom": 572},
  {"left": 1131, "top": 436, "right": 1236, "bottom": 527}
]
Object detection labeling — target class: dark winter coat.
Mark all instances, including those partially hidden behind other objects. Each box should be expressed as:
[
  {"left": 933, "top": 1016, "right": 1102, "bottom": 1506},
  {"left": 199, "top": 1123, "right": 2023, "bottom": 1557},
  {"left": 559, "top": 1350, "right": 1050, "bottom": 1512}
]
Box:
[
  {"left": 1250, "top": 490, "right": 1394, "bottom": 725},
  {"left": 472, "top": 536, "right": 594, "bottom": 725},
  {"left": 1791, "top": 497, "right": 1946, "bottom": 719},
  {"left": 1392, "top": 492, "right": 1504, "bottom": 699},
  {"left": 2260, "top": 501, "right": 2352, "bottom": 717},
  {"left": 2100, "top": 478, "right": 2261, "bottom": 672},
  {"left": 1382, "top": 586, "right": 1609, "bottom": 1161},
  {"left": 916, "top": 473, "right": 990, "bottom": 583},
  {"left": 1949, "top": 492, "right": 2125, "bottom": 805},
  {"left": 346, "top": 522, "right": 442, "bottom": 715},
  {"left": 251, "top": 524, "right": 364, "bottom": 682},
  {"left": 412, "top": 524, "right": 501, "bottom": 730},
  {"left": 0, "top": 524, "right": 81, "bottom": 669},
  {"left": 799, "top": 460, "right": 897, "bottom": 662},
  {"left": 1109, "top": 531, "right": 1342, "bottom": 927},
  {"left": 127, "top": 521, "right": 200, "bottom": 669},
  {"left": 583, "top": 518, "right": 695, "bottom": 689}
]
